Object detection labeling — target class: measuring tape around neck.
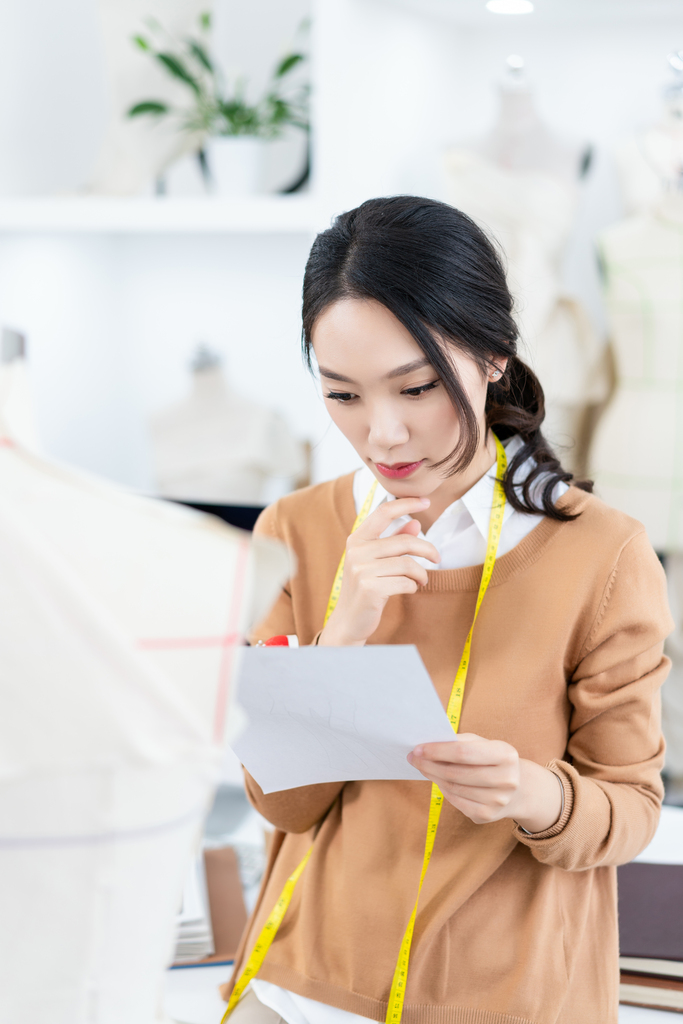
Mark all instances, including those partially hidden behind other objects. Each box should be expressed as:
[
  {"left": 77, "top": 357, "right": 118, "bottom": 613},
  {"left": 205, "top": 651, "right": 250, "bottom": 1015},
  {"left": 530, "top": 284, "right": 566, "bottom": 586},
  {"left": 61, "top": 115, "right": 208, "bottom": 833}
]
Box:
[{"left": 222, "top": 437, "right": 508, "bottom": 1024}]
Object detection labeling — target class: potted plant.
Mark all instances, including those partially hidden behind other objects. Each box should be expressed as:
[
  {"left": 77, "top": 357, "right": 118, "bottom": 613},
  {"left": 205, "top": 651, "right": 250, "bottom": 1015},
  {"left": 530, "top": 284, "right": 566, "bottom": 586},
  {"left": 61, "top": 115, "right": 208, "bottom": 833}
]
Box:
[{"left": 128, "top": 12, "right": 309, "bottom": 195}]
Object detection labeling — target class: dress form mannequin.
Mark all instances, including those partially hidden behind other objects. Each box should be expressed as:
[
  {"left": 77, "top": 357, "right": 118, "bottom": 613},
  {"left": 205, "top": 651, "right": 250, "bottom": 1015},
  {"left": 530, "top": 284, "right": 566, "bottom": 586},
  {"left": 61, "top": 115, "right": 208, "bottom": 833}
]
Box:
[
  {"left": 443, "top": 58, "right": 604, "bottom": 474},
  {"left": 149, "top": 347, "right": 308, "bottom": 506},
  {"left": 0, "top": 415, "right": 289, "bottom": 1021},
  {"left": 615, "top": 51, "right": 683, "bottom": 215},
  {"left": 590, "top": 173, "right": 683, "bottom": 788}
]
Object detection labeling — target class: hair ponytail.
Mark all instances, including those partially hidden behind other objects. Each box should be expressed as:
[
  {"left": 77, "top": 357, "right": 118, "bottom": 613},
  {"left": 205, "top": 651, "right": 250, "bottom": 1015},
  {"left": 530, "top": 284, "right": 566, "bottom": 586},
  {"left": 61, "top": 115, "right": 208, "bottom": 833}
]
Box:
[
  {"left": 302, "top": 195, "right": 592, "bottom": 522},
  {"left": 486, "top": 355, "right": 591, "bottom": 520}
]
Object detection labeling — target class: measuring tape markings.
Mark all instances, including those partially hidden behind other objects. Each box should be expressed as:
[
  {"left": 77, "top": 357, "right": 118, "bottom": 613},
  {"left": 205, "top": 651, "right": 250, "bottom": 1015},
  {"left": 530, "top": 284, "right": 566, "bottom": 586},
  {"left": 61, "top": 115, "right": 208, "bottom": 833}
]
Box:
[{"left": 223, "top": 439, "right": 507, "bottom": 1024}]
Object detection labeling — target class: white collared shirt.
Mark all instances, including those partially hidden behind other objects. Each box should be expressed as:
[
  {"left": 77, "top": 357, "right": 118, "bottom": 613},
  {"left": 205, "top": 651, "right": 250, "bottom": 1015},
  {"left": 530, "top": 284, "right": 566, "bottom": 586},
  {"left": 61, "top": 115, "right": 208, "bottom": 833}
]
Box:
[
  {"left": 251, "top": 436, "right": 567, "bottom": 1024},
  {"left": 351, "top": 435, "right": 567, "bottom": 569}
]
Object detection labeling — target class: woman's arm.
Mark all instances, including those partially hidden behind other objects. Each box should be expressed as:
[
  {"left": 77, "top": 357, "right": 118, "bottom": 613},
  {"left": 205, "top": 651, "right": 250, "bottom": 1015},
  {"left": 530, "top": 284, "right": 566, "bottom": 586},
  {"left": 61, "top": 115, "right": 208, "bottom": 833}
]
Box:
[
  {"left": 243, "top": 502, "right": 345, "bottom": 830},
  {"left": 409, "top": 529, "right": 672, "bottom": 861},
  {"left": 512, "top": 529, "right": 671, "bottom": 868},
  {"left": 243, "top": 771, "right": 344, "bottom": 833}
]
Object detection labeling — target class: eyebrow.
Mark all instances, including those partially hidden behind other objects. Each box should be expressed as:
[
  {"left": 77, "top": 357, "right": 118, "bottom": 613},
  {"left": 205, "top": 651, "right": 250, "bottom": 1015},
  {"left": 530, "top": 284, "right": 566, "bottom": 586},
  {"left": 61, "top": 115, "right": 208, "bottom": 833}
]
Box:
[{"left": 318, "top": 357, "right": 432, "bottom": 385}]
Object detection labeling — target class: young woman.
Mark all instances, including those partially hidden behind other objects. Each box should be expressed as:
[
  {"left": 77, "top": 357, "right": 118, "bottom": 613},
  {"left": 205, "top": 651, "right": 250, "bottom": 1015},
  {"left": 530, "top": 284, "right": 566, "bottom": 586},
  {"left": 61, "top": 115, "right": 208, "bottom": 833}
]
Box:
[{"left": 224, "top": 197, "right": 671, "bottom": 1024}]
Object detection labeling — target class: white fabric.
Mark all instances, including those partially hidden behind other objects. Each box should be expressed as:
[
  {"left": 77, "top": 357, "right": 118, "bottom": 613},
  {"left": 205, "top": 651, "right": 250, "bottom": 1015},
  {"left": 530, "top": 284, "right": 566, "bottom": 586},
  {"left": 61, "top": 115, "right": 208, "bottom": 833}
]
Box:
[
  {"left": 252, "top": 980, "right": 376, "bottom": 1024},
  {"left": 442, "top": 149, "right": 606, "bottom": 471},
  {"left": 252, "top": 436, "right": 566, "bottom": 1024},
  {"left": 149, "top": 366, "right": 307, "bottom": 506},
  {"left": 351, "top": 435, "right": 567, "bottom": 570},
  {"left": 589, "top": 196, "right": 683, "bottom": 553},
  {"left": 0, "top": 440, "right": 289, "bottom": 1024}
]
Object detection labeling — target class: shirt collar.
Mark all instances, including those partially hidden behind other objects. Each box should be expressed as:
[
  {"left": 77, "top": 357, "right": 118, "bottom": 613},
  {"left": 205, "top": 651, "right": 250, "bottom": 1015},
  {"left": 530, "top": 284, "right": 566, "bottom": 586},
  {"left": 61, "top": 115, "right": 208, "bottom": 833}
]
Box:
[
  {"left": 362, "top": 434, "right": 525, "bottom": 541},
  {"left": 459, "top": 435, "right": 523, "bottom": 540}
]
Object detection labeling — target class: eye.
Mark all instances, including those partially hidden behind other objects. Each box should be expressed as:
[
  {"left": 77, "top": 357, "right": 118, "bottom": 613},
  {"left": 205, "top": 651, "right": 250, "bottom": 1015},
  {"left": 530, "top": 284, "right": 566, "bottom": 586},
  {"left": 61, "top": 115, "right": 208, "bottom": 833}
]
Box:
[
  {"left": 325, "top": 391, "right": 357, "bottom": 403},
  {"left": 402, "top": 380, "right": 439, "bottom": 398}
]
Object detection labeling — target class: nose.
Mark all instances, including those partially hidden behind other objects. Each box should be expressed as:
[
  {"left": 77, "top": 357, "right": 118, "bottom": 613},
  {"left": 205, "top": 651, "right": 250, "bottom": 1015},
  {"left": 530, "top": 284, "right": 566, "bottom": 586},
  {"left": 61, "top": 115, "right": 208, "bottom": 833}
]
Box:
[{"left": 367, "top": 400, "right": 410, "bottom": 453}]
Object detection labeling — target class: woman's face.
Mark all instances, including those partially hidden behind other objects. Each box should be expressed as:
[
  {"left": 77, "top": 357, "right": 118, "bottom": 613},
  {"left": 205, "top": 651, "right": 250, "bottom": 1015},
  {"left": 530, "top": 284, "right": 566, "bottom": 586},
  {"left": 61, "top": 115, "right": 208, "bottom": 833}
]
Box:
[{"left": 311, "top": 297, "right": 495, "bottom": 499}]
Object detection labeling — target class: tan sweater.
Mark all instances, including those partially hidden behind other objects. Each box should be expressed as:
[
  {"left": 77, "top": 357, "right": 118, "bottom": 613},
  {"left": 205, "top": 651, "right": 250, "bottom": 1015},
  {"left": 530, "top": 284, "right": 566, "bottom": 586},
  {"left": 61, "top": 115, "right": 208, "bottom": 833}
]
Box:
[{"left": 229, "top": 475, "right": 672, "bottom": 1024}]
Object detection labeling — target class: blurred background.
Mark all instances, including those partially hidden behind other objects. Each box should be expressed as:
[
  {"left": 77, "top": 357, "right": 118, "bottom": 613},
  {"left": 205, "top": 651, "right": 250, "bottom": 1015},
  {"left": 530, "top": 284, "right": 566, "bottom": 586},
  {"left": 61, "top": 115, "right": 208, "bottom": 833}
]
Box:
[
  {"left": 3, "top": 0, "right": 683, "bottom": 998},
  {"left": 1, "top": 0, "right": 681, "bottom": 490}
]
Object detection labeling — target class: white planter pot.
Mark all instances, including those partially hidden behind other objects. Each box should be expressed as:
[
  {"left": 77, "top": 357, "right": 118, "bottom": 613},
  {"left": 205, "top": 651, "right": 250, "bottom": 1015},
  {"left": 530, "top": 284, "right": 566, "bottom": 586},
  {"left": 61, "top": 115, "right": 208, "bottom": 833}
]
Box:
[{"left": 207, "top": 136, "right": 266, "bottom": 196}]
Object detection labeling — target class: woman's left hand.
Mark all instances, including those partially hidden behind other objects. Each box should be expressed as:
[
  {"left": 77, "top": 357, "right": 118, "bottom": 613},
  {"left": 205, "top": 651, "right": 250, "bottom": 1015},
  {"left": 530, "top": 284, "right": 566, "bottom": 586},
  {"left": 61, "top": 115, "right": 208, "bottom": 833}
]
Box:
[{"left": 407, "top": 734, "right": 563, "bottom": 834}]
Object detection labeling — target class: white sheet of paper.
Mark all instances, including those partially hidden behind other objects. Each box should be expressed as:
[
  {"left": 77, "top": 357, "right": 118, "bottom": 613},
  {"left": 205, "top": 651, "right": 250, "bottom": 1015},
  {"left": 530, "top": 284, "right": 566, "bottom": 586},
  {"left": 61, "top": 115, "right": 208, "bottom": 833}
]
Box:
[{"left": 230, "top": 645, "right": 456, "bottom": 794}]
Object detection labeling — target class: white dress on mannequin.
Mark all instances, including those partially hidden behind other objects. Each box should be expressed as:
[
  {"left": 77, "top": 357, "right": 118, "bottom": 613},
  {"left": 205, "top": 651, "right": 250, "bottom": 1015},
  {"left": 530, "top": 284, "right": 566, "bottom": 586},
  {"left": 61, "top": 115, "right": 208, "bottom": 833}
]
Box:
[
  {"left": 149, "top": 361, "right": 307, "bottom": 506},
  {"left": 594, "top": 64, "right": 683, "bottom": 785},
  {"left": 443, "top": 69, "right": 605, "bottom": 472},
  {"left": 0, "top": 427, "right": 289, "bottom": 1020},
  {"left": 589, "top": 193, "right": 683, "bottom": 779}
]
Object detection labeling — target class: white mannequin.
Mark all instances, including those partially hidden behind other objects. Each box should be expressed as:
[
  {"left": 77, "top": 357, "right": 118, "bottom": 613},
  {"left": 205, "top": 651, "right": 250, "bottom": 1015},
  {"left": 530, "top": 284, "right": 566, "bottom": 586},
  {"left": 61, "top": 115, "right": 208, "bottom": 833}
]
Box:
[
  {"left": 615, "top": 51, "right": 683, "bottom": 215},
  {"left": 443, "top": 57, "right": 605, "bottom": 474},
  {"left": 470, "top": 56, "right": 588, "bottom": 183},
  {"left": 0, "top": 384, "right": 290, "bottom": 1020},
  {"left": 591, "top": 58, "right": 683, "bottom": 792},
  {"left": 149, "top": 347, "right": 308, "bottom": 506}
]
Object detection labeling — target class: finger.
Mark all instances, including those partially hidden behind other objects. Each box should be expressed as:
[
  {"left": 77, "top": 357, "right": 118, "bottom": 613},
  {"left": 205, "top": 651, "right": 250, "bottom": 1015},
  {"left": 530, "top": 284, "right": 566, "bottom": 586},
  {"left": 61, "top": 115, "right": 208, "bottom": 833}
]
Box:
[
  {"left": 369, "top": 575, "right": 420, "bottom": 598},
  {"left": 410, "top": 764, "right": 513, "bottom": 806},
  {"left": 408, "top": 755, "right": 513, "bottom": 788},
  {"left": 354, "top": 497, "right": 431, "bottom": 541},
  {"left": 412, "top": 764, "right": 518, "bottom": 796},
  {"left": 412, "top": 738, "right": 515, "bottom": 767},
  {"left": 355, "top": 535, "right": 441, "bottom": 564},
  {"left": 441, "top": 792, "right": 503, "bottom": 825},
  {"left": 364, "top": 556, "right": 430, "bottom": 586},
  {"left": 394, "top": 519, "right": 421, "bottom": 537}
]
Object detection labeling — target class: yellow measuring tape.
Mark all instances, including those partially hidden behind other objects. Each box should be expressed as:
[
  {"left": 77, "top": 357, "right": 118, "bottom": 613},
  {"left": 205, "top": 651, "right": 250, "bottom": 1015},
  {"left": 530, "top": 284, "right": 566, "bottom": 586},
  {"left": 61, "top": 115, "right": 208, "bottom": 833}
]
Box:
[{"left": 222, "top": 438, "right": 507, "bottom": 1024}]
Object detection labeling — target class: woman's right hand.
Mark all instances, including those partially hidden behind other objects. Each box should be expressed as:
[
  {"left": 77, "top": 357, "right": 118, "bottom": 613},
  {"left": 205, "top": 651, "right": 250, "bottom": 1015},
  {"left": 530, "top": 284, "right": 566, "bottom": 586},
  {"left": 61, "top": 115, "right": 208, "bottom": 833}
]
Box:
[{"left": 318, "top": 497, "right": 441, "bottom": 647}]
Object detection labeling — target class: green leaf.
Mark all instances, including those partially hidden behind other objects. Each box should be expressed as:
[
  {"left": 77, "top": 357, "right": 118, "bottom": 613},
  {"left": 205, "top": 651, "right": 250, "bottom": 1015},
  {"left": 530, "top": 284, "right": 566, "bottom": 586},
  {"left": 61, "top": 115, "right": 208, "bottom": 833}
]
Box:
[
  {"left": 199, "top": 11, "right": 211, "bottom": 31},
  {"left": 156, "top": 52, "right": 201, "bottom": 94},
  {"left": 275, "top": 52, "right": 304, "bottom": 78},
  {"left": 127, "top": 100, "right": 169, "bottom": 118},
  {"left": 132, "top": 34, "right": 150, "bottom": 51},
  {"left": 188, "top": 40, "right": 213, "bottom": 73}
]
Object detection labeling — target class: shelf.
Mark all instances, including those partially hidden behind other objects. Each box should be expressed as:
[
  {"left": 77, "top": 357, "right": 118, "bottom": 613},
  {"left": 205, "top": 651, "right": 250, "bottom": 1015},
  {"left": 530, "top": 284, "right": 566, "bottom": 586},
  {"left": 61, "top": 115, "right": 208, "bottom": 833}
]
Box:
[{"left": 0, "top": 195, "right": 325, "bottom": 235}]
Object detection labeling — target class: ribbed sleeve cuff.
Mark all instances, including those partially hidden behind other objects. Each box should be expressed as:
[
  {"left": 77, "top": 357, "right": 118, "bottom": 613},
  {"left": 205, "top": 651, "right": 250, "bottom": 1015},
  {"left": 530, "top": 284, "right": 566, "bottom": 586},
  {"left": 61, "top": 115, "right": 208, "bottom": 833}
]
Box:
[{"left": 512, "top": 760, "right": 575, "bottom": 843}]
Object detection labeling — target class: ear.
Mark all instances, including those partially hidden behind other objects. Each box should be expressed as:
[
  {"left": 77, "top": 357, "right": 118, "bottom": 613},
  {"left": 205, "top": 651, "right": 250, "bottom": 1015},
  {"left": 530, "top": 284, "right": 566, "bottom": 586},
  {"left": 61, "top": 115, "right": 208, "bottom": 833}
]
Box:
[{"left": 487, "top": 358, "right": 508, "bottom": 382}]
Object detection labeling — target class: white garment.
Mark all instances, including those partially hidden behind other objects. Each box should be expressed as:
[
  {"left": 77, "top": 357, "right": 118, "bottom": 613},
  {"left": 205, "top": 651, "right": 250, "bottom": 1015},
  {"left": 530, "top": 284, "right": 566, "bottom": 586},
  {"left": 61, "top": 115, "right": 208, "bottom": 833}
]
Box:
[
  {"left": 442, "top": 150, "right": 606, "bottom": 473},
  {"left": 589, "top": 196, "right": 683, "bottom": 552},
  {"left": 0, "top": 440, "right": 290, "bottom": 1024},
  {"left": 352, "top": 435, "right": 566, "bottom": 570},
  {"left": 251, "top": 435, "right": 567, "bottom": 1024},
  {"left": 149, "top": 366, "right": 307, "bottom": 506}
]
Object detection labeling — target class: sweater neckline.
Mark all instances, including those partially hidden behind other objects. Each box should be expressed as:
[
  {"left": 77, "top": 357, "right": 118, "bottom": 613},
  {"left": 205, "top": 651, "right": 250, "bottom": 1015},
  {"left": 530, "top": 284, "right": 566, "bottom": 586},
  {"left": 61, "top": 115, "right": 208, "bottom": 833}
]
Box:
[{"left": 333, "top": 474, "right": 590, "bottom": 593}]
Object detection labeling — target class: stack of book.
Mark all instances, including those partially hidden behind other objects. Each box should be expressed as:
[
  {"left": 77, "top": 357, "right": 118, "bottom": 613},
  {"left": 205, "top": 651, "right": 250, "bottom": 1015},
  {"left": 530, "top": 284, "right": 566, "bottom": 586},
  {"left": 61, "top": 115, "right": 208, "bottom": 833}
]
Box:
[
  {"left": 174, "top": 855, "right": 215, "bottom": 964},
  {"left": 618, "top": 861, "right": 683, "bottom": 1012},
  {"left": 173, "top": 846, "right": 248, "bottom": 966}
]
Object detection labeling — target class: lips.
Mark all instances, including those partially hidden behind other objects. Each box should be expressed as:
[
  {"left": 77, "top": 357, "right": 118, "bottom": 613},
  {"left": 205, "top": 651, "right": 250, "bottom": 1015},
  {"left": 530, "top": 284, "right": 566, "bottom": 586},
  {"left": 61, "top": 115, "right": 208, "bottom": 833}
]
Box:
[{"left": 374, "top": 459, "right": 425, "bottom": 480}]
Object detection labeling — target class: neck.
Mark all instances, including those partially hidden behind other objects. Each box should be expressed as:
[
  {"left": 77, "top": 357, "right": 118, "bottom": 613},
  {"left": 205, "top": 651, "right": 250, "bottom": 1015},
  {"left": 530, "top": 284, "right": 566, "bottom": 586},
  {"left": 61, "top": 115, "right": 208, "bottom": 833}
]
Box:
[{"left": 413, "top": 429, "right": 497, "bottom": 532}]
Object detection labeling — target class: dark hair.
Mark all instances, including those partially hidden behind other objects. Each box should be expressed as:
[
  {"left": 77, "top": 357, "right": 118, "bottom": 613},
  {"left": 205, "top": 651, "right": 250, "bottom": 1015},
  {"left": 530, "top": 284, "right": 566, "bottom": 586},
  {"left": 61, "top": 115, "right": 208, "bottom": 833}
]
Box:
[{"left": 301, "top": 195, "right": 592, "bottom": 521}]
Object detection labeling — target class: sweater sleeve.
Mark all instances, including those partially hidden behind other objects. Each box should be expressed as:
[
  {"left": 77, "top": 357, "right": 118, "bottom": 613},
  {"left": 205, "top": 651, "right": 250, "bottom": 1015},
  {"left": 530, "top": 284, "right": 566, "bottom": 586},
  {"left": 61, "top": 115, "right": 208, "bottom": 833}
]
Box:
[
  {"left": 244, "top": 771, "right": 344, "bottom": 833},
  {"left": 514, "top": 529, "right": 672, "bottom": 870},
  {"left": 248, "top": 502, "right": 297, "bottom": 643},
  {"left": 244, "top": 501, "right": 346, "bottom": 829}
]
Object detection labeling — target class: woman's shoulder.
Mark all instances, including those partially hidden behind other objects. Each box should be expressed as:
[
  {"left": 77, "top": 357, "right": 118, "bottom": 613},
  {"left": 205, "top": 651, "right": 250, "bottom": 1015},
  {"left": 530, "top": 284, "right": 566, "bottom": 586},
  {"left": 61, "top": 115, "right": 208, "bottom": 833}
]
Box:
[
  {"left": 253, "top": 473, "right": 356, "bottom": 542},
  {"left": 558, "top": 485, "right": 655, "bottom": 561}
]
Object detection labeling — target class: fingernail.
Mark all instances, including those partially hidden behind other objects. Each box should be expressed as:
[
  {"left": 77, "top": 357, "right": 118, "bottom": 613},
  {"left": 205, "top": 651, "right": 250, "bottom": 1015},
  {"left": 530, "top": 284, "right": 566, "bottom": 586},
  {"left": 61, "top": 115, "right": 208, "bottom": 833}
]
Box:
[
  {"left": 413, "top": 746, "right": 423, "bottom": 757},
  {"left": 420, "top": 498, "right": 430, "bottom": 507}
]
